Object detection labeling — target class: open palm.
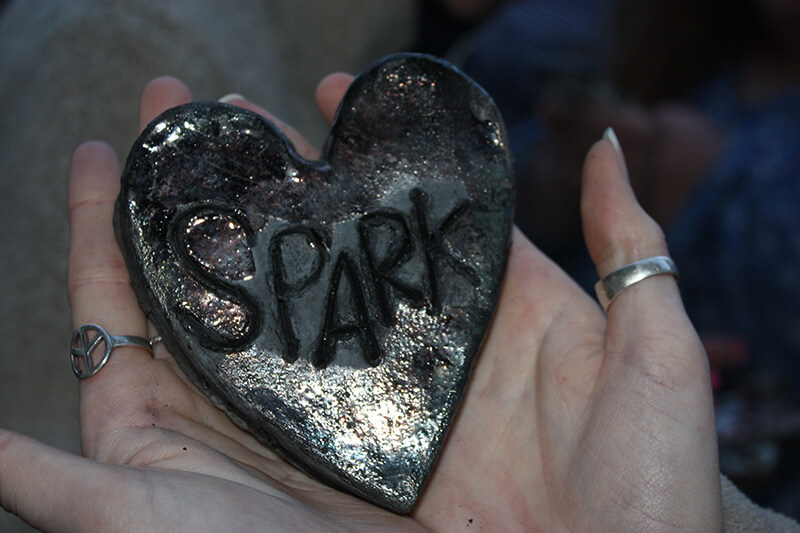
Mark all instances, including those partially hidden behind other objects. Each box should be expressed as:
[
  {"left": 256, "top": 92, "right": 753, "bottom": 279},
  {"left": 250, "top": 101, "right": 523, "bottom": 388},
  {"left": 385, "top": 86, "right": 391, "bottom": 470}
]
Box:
[{"left": 0, "top": 76, "right": 721, "bottom": 532}]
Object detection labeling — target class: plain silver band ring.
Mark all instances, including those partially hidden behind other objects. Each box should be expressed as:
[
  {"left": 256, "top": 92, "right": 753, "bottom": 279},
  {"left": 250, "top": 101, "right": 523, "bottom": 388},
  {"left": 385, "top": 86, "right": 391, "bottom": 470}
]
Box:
[
  {"left": 594, "top": 256, "right": 679, "bottom": 312},
  {"left": 70, "top": 323, "right": 153, "bottom": 379}
]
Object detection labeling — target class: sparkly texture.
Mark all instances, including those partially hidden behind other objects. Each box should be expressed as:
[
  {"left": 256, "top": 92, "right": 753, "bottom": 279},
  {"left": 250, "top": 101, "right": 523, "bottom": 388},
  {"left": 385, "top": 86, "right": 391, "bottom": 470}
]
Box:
[
  {"left": 114, "top": 53, "right": 514, "bottom": 513},
  {"left": 183, "top": 213, "right": 255, "bottom": 280}
]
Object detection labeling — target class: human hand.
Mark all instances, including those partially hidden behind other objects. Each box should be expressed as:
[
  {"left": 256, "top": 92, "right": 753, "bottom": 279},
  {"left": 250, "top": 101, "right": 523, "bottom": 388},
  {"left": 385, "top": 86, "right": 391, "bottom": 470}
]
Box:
[{"left": 0, "top": 75, "right": 722, "bottom": 531}]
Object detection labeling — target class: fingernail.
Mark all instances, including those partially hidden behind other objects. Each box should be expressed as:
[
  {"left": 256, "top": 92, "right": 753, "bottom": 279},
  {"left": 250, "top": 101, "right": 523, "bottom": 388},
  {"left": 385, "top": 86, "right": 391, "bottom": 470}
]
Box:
[
  {"left": 219, "top": 93, "right": 246, "bottom": 103},
  {"left": 603, "top": 127, "right": 622, "bottom": 157},
  {"left": 603, "top": 127, "right": 629, "bottom": 183}
]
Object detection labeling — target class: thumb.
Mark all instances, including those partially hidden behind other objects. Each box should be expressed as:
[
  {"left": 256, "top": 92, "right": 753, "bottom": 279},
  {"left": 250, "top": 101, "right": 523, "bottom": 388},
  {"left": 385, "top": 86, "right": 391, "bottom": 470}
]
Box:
[
  {"left": 578, "top": 129, "right": 721, "bottom": 530},
  {"left": 0, "top": 429, "right": 131, "bottom": 531}
]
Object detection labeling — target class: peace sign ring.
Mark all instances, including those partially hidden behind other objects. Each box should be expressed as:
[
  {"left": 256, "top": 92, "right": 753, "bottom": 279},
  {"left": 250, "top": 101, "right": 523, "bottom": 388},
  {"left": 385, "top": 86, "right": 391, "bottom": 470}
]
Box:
[{"left": 70, "top": 324, "right": 154, "bottom": 379}]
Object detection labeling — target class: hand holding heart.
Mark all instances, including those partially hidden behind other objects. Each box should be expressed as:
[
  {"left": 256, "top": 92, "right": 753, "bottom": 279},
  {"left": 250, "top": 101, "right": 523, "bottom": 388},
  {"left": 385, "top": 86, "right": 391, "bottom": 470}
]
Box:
[
  {"left": 115, "top": 56, "right": 515, "bottom": 511},
  {"left": 0, "top": 75, "right": 722, "bottom": 531}
]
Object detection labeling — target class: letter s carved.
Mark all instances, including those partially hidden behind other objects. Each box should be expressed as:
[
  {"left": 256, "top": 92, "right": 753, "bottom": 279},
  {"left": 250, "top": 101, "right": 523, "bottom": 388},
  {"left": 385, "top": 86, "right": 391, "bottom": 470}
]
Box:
[{"left": 168, "top": 204, "right": 263, "bottom": 352}]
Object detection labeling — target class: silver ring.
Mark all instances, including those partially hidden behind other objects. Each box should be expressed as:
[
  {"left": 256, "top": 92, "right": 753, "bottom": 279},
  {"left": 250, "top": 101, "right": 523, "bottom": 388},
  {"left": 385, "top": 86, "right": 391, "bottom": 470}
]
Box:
[
  {"left": 70, "top": 324, "right": 153, "bottom": 379},
  {"left": 594, "top": 256, "right": 679, "bottom": 312}
]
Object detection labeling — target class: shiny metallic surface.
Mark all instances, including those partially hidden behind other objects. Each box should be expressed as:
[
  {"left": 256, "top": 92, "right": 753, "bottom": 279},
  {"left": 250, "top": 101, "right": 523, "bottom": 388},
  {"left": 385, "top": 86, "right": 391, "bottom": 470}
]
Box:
[
  {"left": 115, "top": 53, "right": 514, "bottom": 513},
  {"left": 71, "top": 324, "right": 153, "bottom": 379},
  {"left": 594, "top": 256, "right": 679, "bottom": 311}
]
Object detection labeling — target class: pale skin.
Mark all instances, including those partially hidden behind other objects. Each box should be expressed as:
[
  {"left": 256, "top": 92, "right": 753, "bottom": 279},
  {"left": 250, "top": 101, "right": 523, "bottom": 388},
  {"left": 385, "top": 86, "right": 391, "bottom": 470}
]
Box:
[{"left": 0, "top": 75, "right": 722, "bottom": 531}]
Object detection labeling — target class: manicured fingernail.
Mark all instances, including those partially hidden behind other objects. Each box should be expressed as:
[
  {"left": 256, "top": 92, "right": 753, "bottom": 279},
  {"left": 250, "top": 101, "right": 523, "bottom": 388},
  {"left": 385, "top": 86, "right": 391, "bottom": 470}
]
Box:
[
  {"left": 603, "top": 127, "right": 622, "bottom": 157},
  {"left": 219, "top": 93, "right": 245, "bottom": 103},
  {"left": 603, "top": 127, "right": 629, "bottom": 183}
]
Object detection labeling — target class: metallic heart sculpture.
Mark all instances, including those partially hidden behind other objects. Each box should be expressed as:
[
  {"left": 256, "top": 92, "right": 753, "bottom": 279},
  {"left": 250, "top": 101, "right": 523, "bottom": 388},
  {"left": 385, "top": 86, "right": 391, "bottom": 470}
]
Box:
[{"left": 115, "top": 53, "right": 513, "bottom": 513}]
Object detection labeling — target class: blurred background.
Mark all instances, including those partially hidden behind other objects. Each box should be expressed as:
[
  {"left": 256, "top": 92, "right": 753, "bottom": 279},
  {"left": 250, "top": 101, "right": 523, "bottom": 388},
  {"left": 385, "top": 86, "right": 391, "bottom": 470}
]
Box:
[{"left": 1, "top": 0, "right": 798, "bottom": 529}]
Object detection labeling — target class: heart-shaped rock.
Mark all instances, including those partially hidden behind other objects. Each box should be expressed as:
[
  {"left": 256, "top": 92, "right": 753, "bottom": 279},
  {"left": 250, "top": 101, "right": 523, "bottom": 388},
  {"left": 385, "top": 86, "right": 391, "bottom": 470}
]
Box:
[{"left": 115, "top": 53, "right": 513, "bottom": 513}]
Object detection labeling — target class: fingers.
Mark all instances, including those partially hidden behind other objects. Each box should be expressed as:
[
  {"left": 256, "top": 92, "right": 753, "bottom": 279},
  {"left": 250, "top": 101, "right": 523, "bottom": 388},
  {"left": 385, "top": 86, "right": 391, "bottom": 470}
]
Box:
[
  {"left": 218, "top": 72, "right": 354, "bottom": 158},
  {"left": 579, "top": 130, "right": 720, "bottom": 528},
  {"left": 581, "top": 128, "right": 669, "bottom": 278},
  {"left": 138, "top": 74, "right": 353, "bottom": 160},
  {"left": 315, "top": 73, "right": 353, "bottom": 124},
  {"left": 139, "top": 76, "right": 192, "bottom": 132},
  {"left": 68, "top": 142, "right": 150, "bottom": 356},
  {"left": 218, "top": 93, "right": 319, "bottom": 160},
  {"left": 581, "top": 127, "right": 706, "bottom": 363},
  {"left": 0, "top": 429, "right": 126, "bottom": 531},
  {"left": 68, "top": 141, "right": 175, "bottom": 453}
]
